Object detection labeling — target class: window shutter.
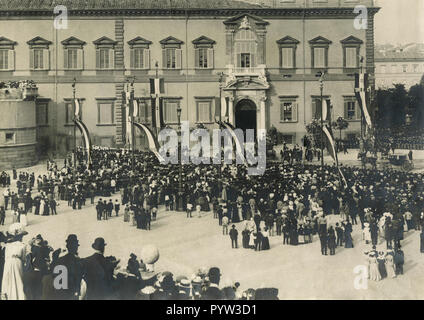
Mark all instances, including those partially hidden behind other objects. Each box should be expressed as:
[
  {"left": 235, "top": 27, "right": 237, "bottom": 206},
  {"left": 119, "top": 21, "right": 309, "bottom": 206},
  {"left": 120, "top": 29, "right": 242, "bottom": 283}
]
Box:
[
  {"left": 143, "top": 49, "right": 150, "bottom": 69},
  {"left": 312, "top": 100, "right": 316, "bottom": 119},
  {"left": 293, "top": 103, "right": 298, "bottom": 122},
  {"left": 109, "top": 49, "right": 114, "bottom": 70},
  {"left": 29, "top": 49, "right": 34, "bottom": 70},
  {"left": 8, "top": 50, "right": 15, "bottom": 71},
  {"left": 356, "top": 102, "right": 361, "bottom": 120},
  {"left": 207, "top": 48, "right": 214, "bottom": 69},
  {"left": 194, "top": 48, "right": 200, "bottom": 68},
  {"left": 43, "top": 49, "right": 50, "bottom": 70},
  {"left": 344, "top": 101, "right": 348, "bottom": 119},
  {"left": 64, "top": 48, "right": 68, "bottom": 69},
  {"left": 251, "top": 53, "right": 255, "bottom": 68},
  {"left": 175, "top": 49, "right": 182, "bottom": 69},
  {"left": 162, "top": 49, "right": 166, "bottom": 69},
  {"left": 77, "top": 49, "right": 84, "bottom": 70},
  {"left": 96, "top": 49, "right": 100, "bottom": 69},
  {"left": 130, "top": 48, "right": 135, "bottom": 69},
  {"left": 236, "top": 54, "right": 241, "bottom": 68}
]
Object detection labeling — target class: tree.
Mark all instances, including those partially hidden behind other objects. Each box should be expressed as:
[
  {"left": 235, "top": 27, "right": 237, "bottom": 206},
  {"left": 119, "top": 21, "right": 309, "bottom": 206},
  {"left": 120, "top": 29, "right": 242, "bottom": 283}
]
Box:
[
  {"left": 375, "top": 84, "right": 408, "bottom": 131},
  {"left": 408, "top": 83, "right": 424, "bottom": 130},
  {"left": 332, "top": 117, "right": 349, "bottom": 140},
  {"left": 305, "top": 119, "right": 324, "bottom": 149}
]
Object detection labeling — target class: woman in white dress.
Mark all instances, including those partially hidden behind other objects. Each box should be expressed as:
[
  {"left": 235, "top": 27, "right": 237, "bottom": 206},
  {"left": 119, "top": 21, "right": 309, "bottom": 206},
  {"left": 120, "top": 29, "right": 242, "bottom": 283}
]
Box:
[
  {"left": 1, "top": 223, "right": 28, "bottom": 300},
  {"left": 39, "top": 199, "right": 45, "bottom": 217},
  {"left": 368, "top": 253, "right": 381, "bottom": 281},
  {"left": 385, "top": 252, "right": 396, "bottom": 278},
  {"left": 19, "top": 211, "right": 28, "bottom": 227}
]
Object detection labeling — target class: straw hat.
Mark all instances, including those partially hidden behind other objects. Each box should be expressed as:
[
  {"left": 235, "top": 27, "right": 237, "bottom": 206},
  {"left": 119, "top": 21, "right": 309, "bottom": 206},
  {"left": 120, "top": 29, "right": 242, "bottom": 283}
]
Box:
[{"left": 7, "top": 223, "right": 28, "bottom": 240}]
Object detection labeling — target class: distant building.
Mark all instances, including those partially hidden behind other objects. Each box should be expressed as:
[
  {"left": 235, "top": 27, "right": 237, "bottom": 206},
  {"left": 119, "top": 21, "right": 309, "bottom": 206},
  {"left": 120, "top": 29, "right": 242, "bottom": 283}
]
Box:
[
  {"left": 375, "top": 43, "right": 424, "bottom": 89},
  {"left": 0, "top": 0, "right": 379, "bottom": 161}
]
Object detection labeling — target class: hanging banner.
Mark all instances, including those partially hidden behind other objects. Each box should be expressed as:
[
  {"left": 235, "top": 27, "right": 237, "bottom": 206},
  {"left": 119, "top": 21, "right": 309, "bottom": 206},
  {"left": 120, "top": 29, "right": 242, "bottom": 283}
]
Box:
[
  {"left": 133, "top": 121, "right": 164, "bottom": 163},
  {"left": 74, "top": 119, "right": 92, "bottom": 164},
  {"left": 221, "top": 121, "right": 248, "bottom": 166},
  {"left": 355, "top": 72, "right": 372, "bottom": 128}
]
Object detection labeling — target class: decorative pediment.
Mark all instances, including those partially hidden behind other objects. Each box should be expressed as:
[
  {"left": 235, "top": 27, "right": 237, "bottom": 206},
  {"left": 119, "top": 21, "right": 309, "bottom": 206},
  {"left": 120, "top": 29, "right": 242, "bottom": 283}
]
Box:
[
  {"left": 160, "top": 36, "right": 184, "bottom": 48},
  {"left": 192, "top": 36, "right": 216, "bottom": 48},
  {"left": 93, "top": 36, "right": 118, "bottom": 48},
  {"left": 340, "top": 36, "right": 363, "bottom": 45},
  {"left": 61, "top": 36, "right": 86, "bottom": 48},
  {"left": 27, "top": 36, "right": 52, "bottom": 49},
  {"left": 276, "top": 36, "right": 300, "bottom": 45},
  {"left": 127, "top": 36, "right": 152, "bottom": 48},
  {"left": 309, "top": 36, "right": 332, "bottom": 46},
  {"left": 223, "top": 13, "right": 269, "bottom": 27},
  {"left": 0, "top": 36, "right": 17, "bottom": 49}
]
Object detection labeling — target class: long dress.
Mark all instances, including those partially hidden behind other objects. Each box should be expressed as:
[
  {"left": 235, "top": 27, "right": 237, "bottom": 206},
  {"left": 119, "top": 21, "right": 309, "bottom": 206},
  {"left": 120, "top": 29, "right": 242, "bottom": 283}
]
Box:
[
  {"left": 261, "top": 231, "right": 270, "bottom": 250},
  {"left": 377, "top": 256, "right": 387, "bottom": 279},
  {"left": 344, "top": 230, "right": 354, "bottom": 248},
  {"left": 368, "top": 256, "right": 381, "bottom": 281},
  {"left": 39, "top": 200, "right": 45, "bottom": 217},
  {"left": 1, "top": 241, "right": 27, "bottom": 300},
  {"left": 421, "top": 232, "right": 424, "bottom": 253},
  {"left": 20, "top": 213, "right": 28, "bottom": 227},
  {"left": 385, "top": 255, "right": 396, "bottom": 278}
]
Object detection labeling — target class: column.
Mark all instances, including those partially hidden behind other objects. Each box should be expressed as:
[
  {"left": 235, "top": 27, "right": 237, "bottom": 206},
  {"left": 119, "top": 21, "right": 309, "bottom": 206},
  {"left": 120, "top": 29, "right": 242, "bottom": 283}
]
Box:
[
  {"left": 228, "top": 96, "right": 234, "bottom": 125},
  {"left": 260, "top": 95, "right": 266, "bottom": 130}
]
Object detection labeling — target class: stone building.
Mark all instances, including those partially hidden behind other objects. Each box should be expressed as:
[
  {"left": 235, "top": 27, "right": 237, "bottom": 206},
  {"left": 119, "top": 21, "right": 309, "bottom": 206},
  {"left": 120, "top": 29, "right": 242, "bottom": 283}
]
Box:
[
  {"left": 375, "top": 43, "right": 424, "bottom": 89},
  {"left": 0, "top": 0, "right": 379, "bottom": 157}
]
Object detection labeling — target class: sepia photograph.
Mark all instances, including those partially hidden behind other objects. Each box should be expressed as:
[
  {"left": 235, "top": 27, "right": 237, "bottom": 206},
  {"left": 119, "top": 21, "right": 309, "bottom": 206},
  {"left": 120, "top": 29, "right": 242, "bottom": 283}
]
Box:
[{"left": 0, "top": 0, "right": 423, "bottom": 305}]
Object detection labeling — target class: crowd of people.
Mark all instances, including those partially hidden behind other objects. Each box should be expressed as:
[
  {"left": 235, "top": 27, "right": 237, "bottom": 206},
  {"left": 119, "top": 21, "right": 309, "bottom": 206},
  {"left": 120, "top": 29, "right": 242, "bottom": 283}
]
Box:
[
  {"left": 1, "top": 145, "right": 424, "bottom": 299},
  {"left": 0, "top": 224, "right": 278, "bottom": 300}
]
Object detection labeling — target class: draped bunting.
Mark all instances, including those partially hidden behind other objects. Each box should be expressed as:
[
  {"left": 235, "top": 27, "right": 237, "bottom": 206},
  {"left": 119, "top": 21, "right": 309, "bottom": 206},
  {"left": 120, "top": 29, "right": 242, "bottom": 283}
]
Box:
[
  {"left": 74, "top": 119, "right": 92, "bottom": 164},
  {"left": 220, "top": 121, "right": 248, "bottom": 166},
  {"left": 322, "top": 125, "right": 347, "bottom": 189},
  {"left": 133, "top": 121, "right": 165, "bottom": 163},
  {"left": 150, "top": 78, "right": 165, "bottom": 132}
]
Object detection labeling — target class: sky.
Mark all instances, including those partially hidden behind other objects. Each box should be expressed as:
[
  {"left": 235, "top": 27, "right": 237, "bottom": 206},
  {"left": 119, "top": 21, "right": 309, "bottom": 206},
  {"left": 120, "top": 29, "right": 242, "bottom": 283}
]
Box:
[{"left": 374, "top": 0, "right": 424, "bottom": 45}]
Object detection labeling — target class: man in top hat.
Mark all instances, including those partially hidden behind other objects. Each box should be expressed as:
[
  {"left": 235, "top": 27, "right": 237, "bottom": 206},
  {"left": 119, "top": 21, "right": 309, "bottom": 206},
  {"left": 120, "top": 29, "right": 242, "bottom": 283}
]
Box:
[
  {"left": 229, "top": 225, "right": 238, "bottom": 249},
  {"left": 202, "top": 267, "right": 223, "bottom": 300},
  {"left": 54, "top": 234, "right": 83, "bottom": 300},
  {"left": 82, "top": 237, "right": 117, "bottom": 300}
]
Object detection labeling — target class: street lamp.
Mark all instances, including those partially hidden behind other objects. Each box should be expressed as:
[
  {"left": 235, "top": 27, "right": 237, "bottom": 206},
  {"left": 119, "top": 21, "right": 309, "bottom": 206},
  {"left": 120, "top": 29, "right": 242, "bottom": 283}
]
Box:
[
  {"left": 317, "top": 71, "right": 325, "bottom": 180},
  {"left": 177, "top": 106, "right": 183, "bottom": 212},
  {"left": 217, "top": 72, "right": 224, "bottom": 198}
]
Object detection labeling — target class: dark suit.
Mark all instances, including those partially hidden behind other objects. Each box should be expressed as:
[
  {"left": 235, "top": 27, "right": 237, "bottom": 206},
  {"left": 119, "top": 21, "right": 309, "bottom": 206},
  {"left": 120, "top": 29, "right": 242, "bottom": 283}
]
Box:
[
  {"left": 202, "top": 284, "right": 223, "bottom": 300},
  {"left": 82, "top": 253, "right": 114, "bottom": 300},
  {"left": 54, "top": 253, "right": 83, "bottom": 300}
]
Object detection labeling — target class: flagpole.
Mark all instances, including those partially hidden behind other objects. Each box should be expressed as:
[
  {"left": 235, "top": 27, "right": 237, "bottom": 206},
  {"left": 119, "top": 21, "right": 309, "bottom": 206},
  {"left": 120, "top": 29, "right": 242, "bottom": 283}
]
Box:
[
  {"left": 130, "top": 77, "right": 135, "bottom": 172},
  {"left": 72, "top": 78, "right": 76, "bottom": 174},
  {"left": 319, "top": 72, "right": 324, "bottom": 180},
  {"left": 218, "top": 72, "right": 224, "bottom": 197}
]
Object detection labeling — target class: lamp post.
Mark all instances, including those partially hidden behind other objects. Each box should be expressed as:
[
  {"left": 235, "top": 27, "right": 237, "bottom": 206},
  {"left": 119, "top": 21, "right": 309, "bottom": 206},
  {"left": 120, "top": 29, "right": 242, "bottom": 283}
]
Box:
[{"left": 177, "top": 106, "right": 183, "bottom": 211}]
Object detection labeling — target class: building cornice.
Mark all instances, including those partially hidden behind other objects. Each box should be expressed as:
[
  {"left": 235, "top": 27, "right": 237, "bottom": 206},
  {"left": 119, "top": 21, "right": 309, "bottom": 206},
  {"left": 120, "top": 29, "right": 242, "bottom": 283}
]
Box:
[{"left": 0, "top": 7, "right": 381, "bottom": 18}]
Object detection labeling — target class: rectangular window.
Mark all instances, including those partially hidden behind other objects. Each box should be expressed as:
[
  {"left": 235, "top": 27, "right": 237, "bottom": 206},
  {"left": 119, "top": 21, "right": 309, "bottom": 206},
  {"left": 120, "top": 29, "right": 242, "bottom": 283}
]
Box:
[
  {"left": 36, "top": 103, "right": 48, "bottom": 126},
  {"left": 402, "top": 65, "right": 408, "bottom": 73},
  {"left": 313, "top": 47, "right": 326, "bottom": 68},
  {"left": 33, "top": 49, "right": 44, "bottom": 69},
  {"left": 197, "top": 48, "right": 208, "bottom": 69},
  {"left": 413, "top": 64, "right": 419, "bottom": 73},
  {"left": 97, "top": 102, "right": 114, "bottom": 124},
  {"left": 312, "top": 98, "right": 331, "bottom": 120},
  {"left": 346, "top": 101, "right": 356, "bottom": 120},
  {"left": 65, "top": 101, "right": 82, "bottom": 123},
  {"left": 134, "top": 48, "right": 144, "bottom": 69},
  {"left": 166, "top": 49, "right": 176, "bottom": 69},
  {"left": 240, "top": 53, "right": 251, "bottom": 68},
  {"left": 67, "top": 49, "right": 79, "bottom": 69},
  {"left": 5, "top": 133, "right": 15, "bottom": 143},
  {"left": 345, "top": 47, "right": 357, "bottom": 68},
  {"left": 280, "top": 101, "right": 298, "bottom": 122},
  {"left": 137, "top": 100, "right": 151, "bottom": 123},
  {"left": 281, "top": 47, "right": 294, "bottom": 68},
  {"left": 196, "top": 101, "right": 212, "bottom": 123},
  {"left": 0, "top": 50, "right": 8, "bottom": 70},
  {"left": 164, "top": 101, "right": 178, "bottom": 123},
  {"left": 96, "top": 48, "right": 110, "bottom": 69}
]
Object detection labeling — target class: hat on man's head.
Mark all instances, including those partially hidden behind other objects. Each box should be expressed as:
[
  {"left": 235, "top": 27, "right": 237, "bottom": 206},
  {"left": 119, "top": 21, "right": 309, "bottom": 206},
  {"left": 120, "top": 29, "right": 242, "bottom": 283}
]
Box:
[
  {"left": 208, "top": 267, "right": 221, "bottom": 279},
  {"left": 92, "top": 237, "right": 106, "bottom": 250},
  {"left": 66, "top": 234, "right": 79, "bottom": 246}
]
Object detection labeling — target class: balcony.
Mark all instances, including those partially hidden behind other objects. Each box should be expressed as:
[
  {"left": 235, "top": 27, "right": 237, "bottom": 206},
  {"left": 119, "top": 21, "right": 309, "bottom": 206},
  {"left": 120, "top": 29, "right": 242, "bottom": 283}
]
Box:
[{"left": 226, "top": 64, "right": 268, "bottom": 86}]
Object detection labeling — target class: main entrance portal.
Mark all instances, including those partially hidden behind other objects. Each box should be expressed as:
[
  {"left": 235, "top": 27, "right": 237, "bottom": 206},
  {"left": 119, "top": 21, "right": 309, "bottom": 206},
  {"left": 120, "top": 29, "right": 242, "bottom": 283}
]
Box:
[{"left": 235, "top": 99, "right": 257, "bottom": 134}]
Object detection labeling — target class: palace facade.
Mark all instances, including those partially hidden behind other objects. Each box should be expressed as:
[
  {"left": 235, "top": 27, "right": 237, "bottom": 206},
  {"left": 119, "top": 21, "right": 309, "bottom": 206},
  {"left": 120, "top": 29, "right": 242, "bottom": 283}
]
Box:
[{"left": 0, "top": 0, "right": 379, "bottom": 156}]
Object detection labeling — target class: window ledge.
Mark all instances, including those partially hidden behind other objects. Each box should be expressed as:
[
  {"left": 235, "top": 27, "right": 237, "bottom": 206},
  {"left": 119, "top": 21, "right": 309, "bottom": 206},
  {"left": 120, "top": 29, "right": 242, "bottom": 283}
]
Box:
[
  {"left": 96, "top": 123, "right": 116, "bottom": 127},
  {"left": 64, "top": 123, "right": 76, "bottom": 127},
  {"left": 280, "top": 121, "right": 298, "bottom": 124},
  {"left": 37, "top": 124, "right": 49, "bottom": 128},
  {"left": 195, "top": 122, "right": 214, "bottom": 125}
]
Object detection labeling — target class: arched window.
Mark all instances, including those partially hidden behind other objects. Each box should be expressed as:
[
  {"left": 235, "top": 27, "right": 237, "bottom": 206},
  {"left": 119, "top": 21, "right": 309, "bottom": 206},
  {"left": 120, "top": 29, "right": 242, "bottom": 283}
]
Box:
[{"left": 234, "top": 29, "right": 257, "bottom": 68}]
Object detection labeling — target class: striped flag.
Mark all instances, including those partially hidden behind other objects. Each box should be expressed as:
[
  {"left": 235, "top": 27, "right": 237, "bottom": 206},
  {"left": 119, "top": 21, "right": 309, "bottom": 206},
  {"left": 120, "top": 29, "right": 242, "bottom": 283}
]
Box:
[
  {"left": 355, "top": 72, "right": 372, "bottom": 128},
  {"left": 74, "top": 119, "right": 92, "bottom": 164},
  {"left": 315, "top": 99, "right": 331, "bottom": 122},
  {"left": 133, "top": 121, "right": 164, "bottom": 163},
  {"left": 150, "top": 78, "right": 165, "bottom": 132},
  {"left": 322, "top": 124, "right": 347, "bottom": 189}
]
